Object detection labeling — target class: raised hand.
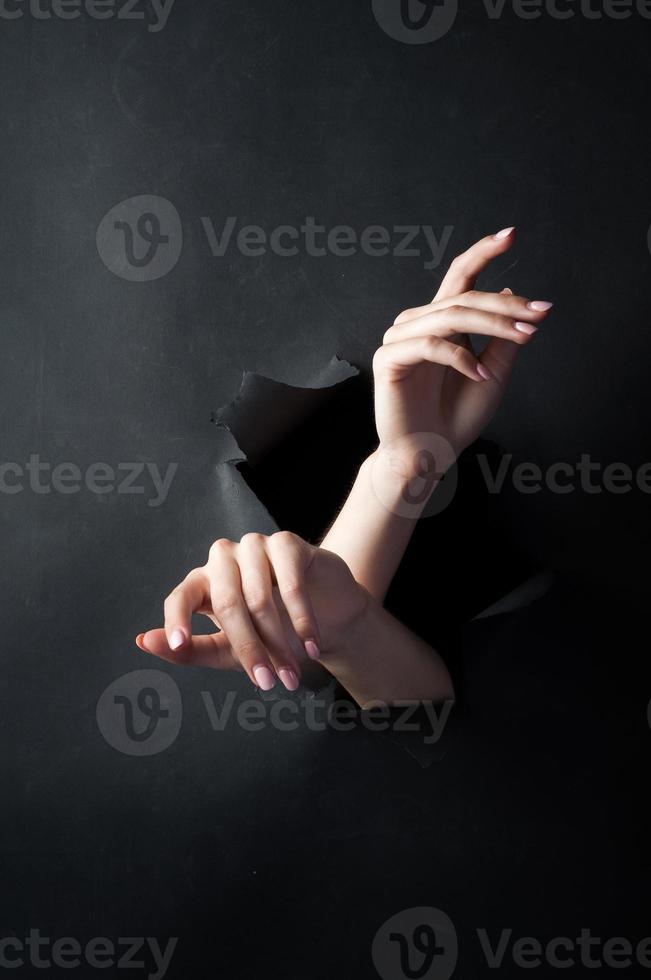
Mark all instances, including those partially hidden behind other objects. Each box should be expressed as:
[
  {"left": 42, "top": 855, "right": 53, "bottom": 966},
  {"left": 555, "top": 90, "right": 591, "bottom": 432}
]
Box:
[{"left": 373, "top": 227, "right": 553, "bottom": 461}]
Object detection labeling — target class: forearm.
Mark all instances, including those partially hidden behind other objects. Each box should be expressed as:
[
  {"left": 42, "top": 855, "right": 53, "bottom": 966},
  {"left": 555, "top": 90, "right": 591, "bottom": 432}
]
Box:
[
  {"left": 322, "top": 589, "right": 454, "bottom": 708},
  {"left": 320, "top": 449, "right": 428, "bottom": 603}
]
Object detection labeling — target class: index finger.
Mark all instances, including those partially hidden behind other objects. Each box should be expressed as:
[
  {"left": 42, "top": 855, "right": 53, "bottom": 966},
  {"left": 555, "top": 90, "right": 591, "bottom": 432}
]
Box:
[
  {"left": 434, "top": 227, "right": 515, "bottom": 301},
  {"left": 162, "top": 568, "right": 210, "bottom": 652}
]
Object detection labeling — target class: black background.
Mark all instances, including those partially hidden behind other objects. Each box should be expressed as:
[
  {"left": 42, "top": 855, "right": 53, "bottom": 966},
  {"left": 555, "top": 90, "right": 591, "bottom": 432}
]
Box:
[{"left": 1, "top": 1, "right": 650, "bottom": 978}]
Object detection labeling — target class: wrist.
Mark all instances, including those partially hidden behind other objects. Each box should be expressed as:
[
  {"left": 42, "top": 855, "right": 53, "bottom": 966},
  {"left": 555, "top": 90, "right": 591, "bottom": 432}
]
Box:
[
  {"left": 322, "top": 584, "right": 376, "bottom": 666},
  {"left": 364, "top": 441, "right": 455, "bottom": 522}
]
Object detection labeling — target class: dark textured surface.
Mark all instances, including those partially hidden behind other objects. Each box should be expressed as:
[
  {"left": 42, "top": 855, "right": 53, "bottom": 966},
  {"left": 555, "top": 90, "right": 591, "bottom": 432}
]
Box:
[{"left": 1, "top": 2, "right": 650, "bottom": 977}]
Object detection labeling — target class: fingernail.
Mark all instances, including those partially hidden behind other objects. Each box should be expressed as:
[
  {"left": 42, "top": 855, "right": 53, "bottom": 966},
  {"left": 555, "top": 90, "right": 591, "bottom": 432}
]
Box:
[
  {"left": 514, "top": 321, "right": 538, "bottom": 335},
  {"left": 253, "top": 665, "right": 276, "bottom": 691},
  {"left": 278, "top": 669, "right": 299, "bottom": 692},
  {"left": 527, "top": 301, "right": 554, "bottom": 312},
  {"left": 305, "top": 639, "right": 320, "bottom": 661},
  {"left": 135, "top": 633, "right": 147, "bottom": 651},
  {"left": 476, "top": 363, "right": 494, "bottom": 381},
  {"left": 493, "top": 226, "right": 515, "bottom": 240},
  {"left": 170, "top": 629, "right": 185, "bottom": 651}
]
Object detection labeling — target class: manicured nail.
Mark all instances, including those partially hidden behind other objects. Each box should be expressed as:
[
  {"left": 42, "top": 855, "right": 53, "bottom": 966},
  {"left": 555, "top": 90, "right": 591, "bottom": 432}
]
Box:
[
  {"left": 527, "top": 301, "right": 554, "bottom": 312},
  {"left": 169, "top": 629, "right": 185, "bottom": 651},
  {"left": 493, "top": 226, "right": 515, "bottom": 240},
  {"left": 135, "top": 633, "right": 147, "bottom": 651},
  {"left": 514, "top": 321, "right": 538, "bottom": 335},
  {"left": 278, "top": 669, "right": 299, "bottom": 692},
  {"left": 476, "top": 363, "right": 494, "bottom": 381},
  {"left": 253, "top": 665, "right": 276, "bottom": 691},
  {"left": 305, "top": 639, "right": 320, "bottom": 661}
]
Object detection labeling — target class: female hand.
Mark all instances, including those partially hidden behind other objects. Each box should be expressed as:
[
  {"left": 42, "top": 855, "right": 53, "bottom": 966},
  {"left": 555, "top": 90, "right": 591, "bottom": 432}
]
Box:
[
  {"left": 136, "top": 532, "right": 368, "bottom": 692},
  {"left": 373, "top": 227, "right": 554, "bottom": 463}
]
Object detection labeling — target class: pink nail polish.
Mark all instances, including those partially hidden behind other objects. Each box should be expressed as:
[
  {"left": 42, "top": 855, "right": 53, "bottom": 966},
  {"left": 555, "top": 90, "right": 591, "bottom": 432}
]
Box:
[
  {"left": 493, "top": 227, "right": 515, "bottom": 240},
  {"left": 304, "top": 639, "right": 320, "bottom": 661},
  {"left": 279, "top": 669, "right": 299, "bottom": 692},
  {"left": 252, "top": 665, "right": 276, "bottom": 691},
  {"left": 476, "top": 363, "right": 493, "bottom": 381},
  {"left": 170, "top": 629, "right": 185, "bottom": 651},
  {"left": 514, "top": 321, "right": 538, "bottom": 335},
  {"left": 527, "top": 301, "right": 554, "bottom": 312}
]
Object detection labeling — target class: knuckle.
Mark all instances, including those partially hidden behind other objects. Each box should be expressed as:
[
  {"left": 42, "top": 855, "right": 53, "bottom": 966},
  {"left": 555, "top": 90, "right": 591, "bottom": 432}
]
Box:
[
  {"left": 291, "top": 614, "right": 314, "bottom": 636},
  {"left": 451, "top": 344, "right": 469, "bottom": 365},
  {"left": 244, "top": 588, "right": 272, "bottom": 616},
  {"left": 271, "top": 530, "right": 298, "bottom": 549},
  {"left": 163, "top": 588, "right": 181, "bottom": 613},
  {"left": 373, "top": 347, "right": 387, "bottom": 371},
  {"left": 382, "top": 326, "right": 395, "bottom": 345},
  {"left": 236, "top": 638, "right": 265, "bottom": 663},
  {"left": 279, "top": 580, "right": 304, "bottom": 599},
  {"left": 240, "top": 531, "right": 266, "bottom": 548},
  {"left": 209, "top": 537, "right": 233, "bottom": 560},
  {"left": 213, "top": 590, "right": 241, "bottom": 617},
  {"left": 393, "top": 308, "right": 412, "bottom": 325}
]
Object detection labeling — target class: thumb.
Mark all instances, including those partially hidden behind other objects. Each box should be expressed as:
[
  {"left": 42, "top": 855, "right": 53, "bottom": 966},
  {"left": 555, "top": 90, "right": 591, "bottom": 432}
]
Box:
[{"left": 136, "top": 628, "right": 240, "bottom": 671}]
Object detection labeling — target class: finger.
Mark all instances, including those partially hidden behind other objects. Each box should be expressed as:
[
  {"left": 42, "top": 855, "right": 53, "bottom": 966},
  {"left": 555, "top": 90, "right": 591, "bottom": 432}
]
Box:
[
  {"left": 137, "top": 628, "right": 239, "bottom": 671},
  {"left": 480, "top": 286, "right": 523, "bottom": 384},
  {"left": 434, "top": 227, "right": 516, "bottom": 301},
  {"left": 163, "top": 568, "right": 210, "bottom": 652},
  {"left": 238, "top": 533, "right": 301, "bottom": 691},
  {"left": 265, "top": 532, "right": 321, "bottom": 659},
  {"left": 382, "top": 306, "right": 539, "bottom": 348},
  {"left": 392, "top": 289, "right": 553, "bottom": 328},
  {"left": 206, "top": 538, "right": 277, "bottom": 691},
  {"left": 373, "top": 335, "right": 489, "bottom": 384}
]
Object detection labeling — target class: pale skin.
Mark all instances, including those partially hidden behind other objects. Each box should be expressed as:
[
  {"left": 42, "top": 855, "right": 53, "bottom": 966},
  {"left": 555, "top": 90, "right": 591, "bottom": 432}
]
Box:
[{"left": 137, "top": 227, "right": 553, "bottom": 707}]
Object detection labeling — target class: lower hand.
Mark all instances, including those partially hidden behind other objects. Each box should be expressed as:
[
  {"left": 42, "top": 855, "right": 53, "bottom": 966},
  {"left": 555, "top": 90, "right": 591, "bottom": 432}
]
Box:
[{"left": 136, "top": 532, "right": 368, "bottom": 692}]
